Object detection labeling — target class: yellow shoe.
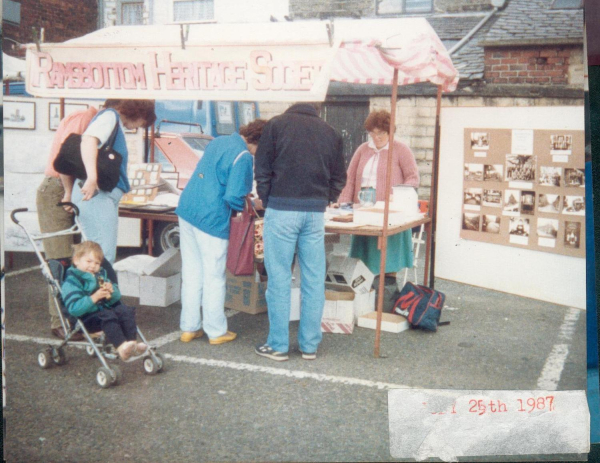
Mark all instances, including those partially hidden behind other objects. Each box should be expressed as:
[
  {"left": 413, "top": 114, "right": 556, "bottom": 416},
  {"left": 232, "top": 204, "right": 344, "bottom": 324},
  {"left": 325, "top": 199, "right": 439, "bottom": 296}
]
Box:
[
  {"left": 209, "top": 331, "right": 237, "bottom": 345},
  {"left": 180, "top": 330, "right": 204, "bottom": 342}
]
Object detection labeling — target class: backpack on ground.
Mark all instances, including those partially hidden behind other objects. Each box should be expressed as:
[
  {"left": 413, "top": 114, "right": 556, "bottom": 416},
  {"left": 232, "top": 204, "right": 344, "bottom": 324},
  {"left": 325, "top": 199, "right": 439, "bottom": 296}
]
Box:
[{"left": 392, "top": 281, "right": 449, "bottom": 332}]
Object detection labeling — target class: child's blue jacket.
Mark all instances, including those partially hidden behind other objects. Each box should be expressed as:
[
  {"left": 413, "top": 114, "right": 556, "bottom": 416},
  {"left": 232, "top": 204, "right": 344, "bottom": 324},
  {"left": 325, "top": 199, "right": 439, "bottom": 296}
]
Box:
[{"left": 61, "top": 267, "right": 121, "bottom": 318}]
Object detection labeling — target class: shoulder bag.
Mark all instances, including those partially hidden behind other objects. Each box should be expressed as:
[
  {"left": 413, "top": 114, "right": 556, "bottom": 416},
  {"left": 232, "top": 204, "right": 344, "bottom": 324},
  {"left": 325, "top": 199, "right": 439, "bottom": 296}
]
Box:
[{"left": 53, "top": 117, "right": 122, "bottom": 192}]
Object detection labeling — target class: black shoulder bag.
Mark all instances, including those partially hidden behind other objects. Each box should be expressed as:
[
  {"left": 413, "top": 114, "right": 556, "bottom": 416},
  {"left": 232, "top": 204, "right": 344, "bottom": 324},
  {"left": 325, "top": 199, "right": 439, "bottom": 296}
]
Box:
[{"left": 53, "top": 119, "right": 122, "bottom": 192}]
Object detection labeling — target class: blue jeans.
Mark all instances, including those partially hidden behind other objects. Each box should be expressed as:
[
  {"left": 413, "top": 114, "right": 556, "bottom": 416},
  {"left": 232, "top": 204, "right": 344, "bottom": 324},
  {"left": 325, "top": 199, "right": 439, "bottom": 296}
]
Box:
[
  {"left": 72, "top": 182, "right": 123, "bottom": 264},
  {"left": 263, "top": 208, "right": 326, "bottom": 354},
  {"left": 179, "top": 218, "right": 229, "bottom": 339}
]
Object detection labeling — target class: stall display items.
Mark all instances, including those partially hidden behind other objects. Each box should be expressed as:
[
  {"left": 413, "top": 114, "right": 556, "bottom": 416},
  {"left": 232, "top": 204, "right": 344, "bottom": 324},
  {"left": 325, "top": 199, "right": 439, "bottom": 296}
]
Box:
[
  {"left": 121, "top": 163, "right": 163, "bottom": 204},
  {"left": 460, "top": 128, "right": 585, "bottom": 258}
]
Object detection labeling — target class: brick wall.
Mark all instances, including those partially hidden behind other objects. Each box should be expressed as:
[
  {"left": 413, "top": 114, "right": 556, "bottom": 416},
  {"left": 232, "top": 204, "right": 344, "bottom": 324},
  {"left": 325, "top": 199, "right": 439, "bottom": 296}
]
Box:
[
  {"left": 3, "top": 0, "right": 98, "bottom": 57},
  {"left": 484, "top": 46, "right": 581, "bottom": 86}
]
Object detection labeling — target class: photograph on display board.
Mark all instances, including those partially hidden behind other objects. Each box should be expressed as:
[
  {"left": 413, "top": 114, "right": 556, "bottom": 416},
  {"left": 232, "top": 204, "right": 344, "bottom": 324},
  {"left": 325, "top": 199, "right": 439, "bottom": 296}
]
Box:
[
  {"left": 520, "top": 190, "right": 536, "bottom": 215},
  {"left": 463, "top": 188, "right": 482, "bottom": 207},
  {"left": 538, "top": 193, "right": 561, "bottom": 214},
  {"left": 505, "top": 154, "right": 536, "bottom": 182},
  {"left": 564, "top": 221, "right": 582, "bottom": 249},
  {"left": 462, "top": 212, "right": 481, "bottom": 231},
  {"left": 464, "top": 163, "right": 484, "bottom": 181},
  {"left": 509, "top": 217, "right": 530, "bottom": 236},
  {"left": 564, "top": 168, "right": 585, "bottom": 188},
  {"left": 537, "top": 218, "right": 558, "bottom": 239},
  {"left": 483, "top": 164, "right": 503, "bottom": 182},
  {"left": 483, "top": 189, "right": 502, "bottom": 208},
  {"left": 482, "top": 215, "right": 501, "bottom": 234},
  {"left": 470, "top": 131, "right": 489, "bottom": 150},
  {"left": 563, "top": 195, "right": 585, "bottom": 215},
  {"left": 539, "top": 166, "right": 562, "bottom": 187},
  {"left": 550, "top": 134, "right": 572, "bottom": 154},
  {"left": 503, "top": 189, "right": 521, "bottom": 215}
]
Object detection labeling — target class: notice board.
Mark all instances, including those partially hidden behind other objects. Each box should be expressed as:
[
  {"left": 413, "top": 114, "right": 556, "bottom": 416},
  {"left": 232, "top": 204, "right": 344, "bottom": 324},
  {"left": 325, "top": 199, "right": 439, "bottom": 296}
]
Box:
[{"left": 460, "top": 128, "right": 585, "bottom": 259}]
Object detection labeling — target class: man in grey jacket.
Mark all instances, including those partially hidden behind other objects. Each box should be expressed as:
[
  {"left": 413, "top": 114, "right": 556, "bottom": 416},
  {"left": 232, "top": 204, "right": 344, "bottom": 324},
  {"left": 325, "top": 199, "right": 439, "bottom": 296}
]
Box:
[{"left": 254, "top": 102, "right": 346, "bottom": 361}]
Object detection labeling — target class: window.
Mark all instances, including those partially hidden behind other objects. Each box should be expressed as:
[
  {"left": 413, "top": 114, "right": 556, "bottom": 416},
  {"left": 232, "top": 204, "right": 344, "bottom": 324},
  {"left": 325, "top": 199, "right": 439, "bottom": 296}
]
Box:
[
  {"left": 377, "top": 0, "right": 432, "bottom": 15},
  {"left": 121, "top": 2, "right": 144, "bottom": 25},
  {"left": 550, "top": 0, "right": 583, "bottom": 8},
  {"left": 173, "top": 0, "right": 214, "bottom": 22},
  {"left": 3, "top": 0, "right": 21, "bottom": 24}
]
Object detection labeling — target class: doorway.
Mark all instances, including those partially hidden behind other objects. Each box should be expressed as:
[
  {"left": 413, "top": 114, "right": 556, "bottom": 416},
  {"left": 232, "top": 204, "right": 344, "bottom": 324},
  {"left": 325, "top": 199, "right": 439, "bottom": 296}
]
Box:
[{"left": 322, "top": 102, "right": 370, "bottom": 167}]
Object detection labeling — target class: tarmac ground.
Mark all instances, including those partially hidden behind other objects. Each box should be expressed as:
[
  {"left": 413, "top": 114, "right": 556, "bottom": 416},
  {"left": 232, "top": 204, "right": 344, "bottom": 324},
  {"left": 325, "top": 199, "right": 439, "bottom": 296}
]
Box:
[{"left": 2, "top": 246, "right": 588, "bottom": 462}]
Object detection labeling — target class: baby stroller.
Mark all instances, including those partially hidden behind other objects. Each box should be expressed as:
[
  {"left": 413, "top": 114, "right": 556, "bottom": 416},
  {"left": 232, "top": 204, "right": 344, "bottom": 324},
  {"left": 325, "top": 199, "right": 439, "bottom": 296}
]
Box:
[{"left": 10, "top": 202, "right": 165, "bottom": 388}]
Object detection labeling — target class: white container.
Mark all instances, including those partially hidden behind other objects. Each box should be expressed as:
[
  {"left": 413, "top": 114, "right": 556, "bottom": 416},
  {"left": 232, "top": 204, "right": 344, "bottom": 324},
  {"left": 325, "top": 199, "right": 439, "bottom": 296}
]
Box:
[
  {"left": 392, "top": 185, "right": 419, "bottom": 215},
  {"left": 357, "top": 311, "right": 410, "bottom": 333}
]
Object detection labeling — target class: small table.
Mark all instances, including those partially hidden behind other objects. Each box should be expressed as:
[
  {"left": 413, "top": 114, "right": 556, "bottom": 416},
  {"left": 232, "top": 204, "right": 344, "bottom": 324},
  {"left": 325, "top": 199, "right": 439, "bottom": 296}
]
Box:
[
  {"left": 325, "top": 215, "right": 432, "bottom": 286},
  {"left": 118, "top": 207, "right": 177, "bottom": 256}
]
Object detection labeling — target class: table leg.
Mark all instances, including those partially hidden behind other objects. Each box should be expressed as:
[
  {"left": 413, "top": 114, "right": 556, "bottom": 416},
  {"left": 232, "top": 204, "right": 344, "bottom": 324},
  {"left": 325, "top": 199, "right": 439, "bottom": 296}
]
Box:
[
  {"left": 423, "top": 221, "right": 432, "bottom": 287},
  {"left": 147, "top": 219, "right": 154, "bottom": 256}
]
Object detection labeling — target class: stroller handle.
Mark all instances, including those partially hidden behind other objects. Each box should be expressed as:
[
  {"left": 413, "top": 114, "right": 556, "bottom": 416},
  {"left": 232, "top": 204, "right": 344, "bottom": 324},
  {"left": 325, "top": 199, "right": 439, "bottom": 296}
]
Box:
[
  {"left": 57, "top": 202, "right": 80, "bottom": 216},
  {"left": 10, "top": 208, "right": 29, "bottom": 225}
]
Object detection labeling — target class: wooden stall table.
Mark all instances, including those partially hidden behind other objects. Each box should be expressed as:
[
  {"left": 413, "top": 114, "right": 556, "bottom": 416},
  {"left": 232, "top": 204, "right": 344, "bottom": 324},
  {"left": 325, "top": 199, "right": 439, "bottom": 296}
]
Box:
[
  {"left": 119, "top": 205, "right": 178, "bottom": 256},
  {"left": 325, "top": 215, "right": 432, "bottom": 286}
]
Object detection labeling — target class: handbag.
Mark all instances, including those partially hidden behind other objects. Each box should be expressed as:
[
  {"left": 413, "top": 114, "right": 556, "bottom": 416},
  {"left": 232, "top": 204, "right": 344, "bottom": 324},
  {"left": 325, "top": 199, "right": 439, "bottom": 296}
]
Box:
[
  {"left": 254, "top": 217, "right": 264, "bottom": 263},
  {"left": 53, "top": 118, "right": 121, "bottom": 192},
  {"left": 227, "top": 197, "right": 259, "bottom": 276}
]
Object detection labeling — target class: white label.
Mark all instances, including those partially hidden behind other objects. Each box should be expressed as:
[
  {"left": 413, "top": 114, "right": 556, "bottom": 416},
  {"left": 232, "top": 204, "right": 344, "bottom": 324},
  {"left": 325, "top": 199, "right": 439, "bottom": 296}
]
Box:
[
  {"left": 464, "top": 205, "right": 480, "bottom": 212},
  {"left": 508, "top": 181, "right": 533, "bottom": 189},
  {"left": 474, "top": 151, "right": 487, "bottom": 158},
  {"left": 538, "top": 238, "right": 556, "bottom": 248},
  {"left": 512, "top": 129, "right": 534, "bottom": 154},
  {"left": 553, "top": 155, "right": 569, "bottom": 163},
  {"left": 388, "top": 389, "right": 589, "bottom": 461},
  {"left": 509, "top": 235, "right": 529, "bottom": 245}
]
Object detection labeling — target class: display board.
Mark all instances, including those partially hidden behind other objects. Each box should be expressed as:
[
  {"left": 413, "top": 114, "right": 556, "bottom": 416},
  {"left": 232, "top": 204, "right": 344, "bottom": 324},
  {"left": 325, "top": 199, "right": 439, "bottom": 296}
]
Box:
[
  {"left": 436, "top": 106, "right": 585, "bottom": 309},
  {"left": 460, "top": 128, "right": 585, "bottom": 258}
]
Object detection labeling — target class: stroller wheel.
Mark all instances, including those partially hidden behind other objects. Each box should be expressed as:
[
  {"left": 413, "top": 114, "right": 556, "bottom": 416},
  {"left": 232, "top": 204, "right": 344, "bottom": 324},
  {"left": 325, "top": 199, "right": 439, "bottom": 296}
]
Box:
[
  {"left": 154, "top": 352, "right": 165, "bottom": 372},
  {"left": 109, "top": 365, "right": 123, "bottom": 385},
  {"left": 51, "top": 347, "right": 67, "bottom": 365},
  {"left": 85, "top": 345, "right": 97, "bottom": 358},
  {"left": 143, "top": 355, "right": 161, "bottom": 375},
  {"left": 96, "top": 367, "right": 114, "bottom": 388},
  {"left": 37, "top": 349, "right": 52, "bottom": 369}
]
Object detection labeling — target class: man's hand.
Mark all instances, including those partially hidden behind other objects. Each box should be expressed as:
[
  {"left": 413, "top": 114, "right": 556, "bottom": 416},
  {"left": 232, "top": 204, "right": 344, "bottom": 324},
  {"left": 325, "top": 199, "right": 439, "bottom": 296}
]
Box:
[
  {"left": 103, "top": 281, "right": 114, "bottom": 294},
  {"left": 80, "top": 178, "right": 99, "bottom": 201}
]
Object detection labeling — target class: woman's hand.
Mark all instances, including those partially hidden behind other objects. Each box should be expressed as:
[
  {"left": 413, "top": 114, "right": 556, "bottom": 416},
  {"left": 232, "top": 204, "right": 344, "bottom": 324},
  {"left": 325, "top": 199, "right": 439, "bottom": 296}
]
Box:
[
  {"left": 80, "top": 178, "right": 99, "bottom": 201},
  {"left": 103, "top": 281, "right": 114, "bottom": 294},
  {"left": 60, "top": 193, "right": 74, "bottom": 213},
  {"left": 253, "top": 198, "right": 264, "bottom": 211},
  {"left": 330, "top": 202, "right": 340, "bottom": 208}
]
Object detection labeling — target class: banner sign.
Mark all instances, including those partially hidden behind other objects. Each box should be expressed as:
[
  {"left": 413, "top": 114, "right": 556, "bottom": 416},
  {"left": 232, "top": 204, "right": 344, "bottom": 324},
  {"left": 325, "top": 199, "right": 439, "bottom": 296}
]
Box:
[{"left": 26, "top": 43, "right": 340, "bottom": 102}]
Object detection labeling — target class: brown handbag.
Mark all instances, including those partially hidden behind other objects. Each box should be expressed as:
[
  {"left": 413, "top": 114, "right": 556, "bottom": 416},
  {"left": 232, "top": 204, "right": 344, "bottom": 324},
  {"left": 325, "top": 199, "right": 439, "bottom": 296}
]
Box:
[{"left": 227, "top": 197, "right": 259, "bottom": 276}]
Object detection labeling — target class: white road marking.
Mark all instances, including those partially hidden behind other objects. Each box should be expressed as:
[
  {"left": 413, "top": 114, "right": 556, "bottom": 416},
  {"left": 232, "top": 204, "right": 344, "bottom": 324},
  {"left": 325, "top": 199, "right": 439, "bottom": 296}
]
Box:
[
  {"left": 6, "top": 333, "right": 412, "bottom": 391},
  {"left": 4, "top": 266, "right": 40, "bottom": 277},
  {"left": 536, "top": 307, "right": 581, "bottom": 390},
  {"left": 149, "top": 331, "right": 181, "bottom": 348}
]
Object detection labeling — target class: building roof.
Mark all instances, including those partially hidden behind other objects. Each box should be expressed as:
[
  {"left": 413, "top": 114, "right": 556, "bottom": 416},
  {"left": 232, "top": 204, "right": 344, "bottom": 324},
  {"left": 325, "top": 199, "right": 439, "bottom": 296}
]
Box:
[{"left": 481, "top": 0, "right": 583, "bottom": 46}]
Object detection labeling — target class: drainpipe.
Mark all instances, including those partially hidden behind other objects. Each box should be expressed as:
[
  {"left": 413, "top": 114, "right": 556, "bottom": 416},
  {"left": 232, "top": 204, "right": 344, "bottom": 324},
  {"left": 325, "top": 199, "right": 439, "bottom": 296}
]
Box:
[{"left": 448, "top": 0, "right": 506, "bottom": 56}]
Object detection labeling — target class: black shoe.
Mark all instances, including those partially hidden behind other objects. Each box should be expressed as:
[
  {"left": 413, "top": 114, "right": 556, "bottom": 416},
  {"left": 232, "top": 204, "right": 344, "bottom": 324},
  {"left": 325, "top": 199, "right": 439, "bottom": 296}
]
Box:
[
  {"left": 255, "top": 344, "right": 289, "bottom": 362},
  {"left": 51, "top": 327, "right": 66, "bottom": 339}
]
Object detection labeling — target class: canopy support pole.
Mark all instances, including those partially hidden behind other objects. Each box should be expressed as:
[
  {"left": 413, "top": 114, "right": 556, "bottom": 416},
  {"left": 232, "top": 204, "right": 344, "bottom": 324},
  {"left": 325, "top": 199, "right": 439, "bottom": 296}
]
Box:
[
  {"left": 59, "top": 98, "right": 65, "bottom": 121},
  {"left": 374, "top": 68, "right": 399, "bottom": 358},
  {"left": 428, "top": 85, "right": 443, "bottom": 289}
]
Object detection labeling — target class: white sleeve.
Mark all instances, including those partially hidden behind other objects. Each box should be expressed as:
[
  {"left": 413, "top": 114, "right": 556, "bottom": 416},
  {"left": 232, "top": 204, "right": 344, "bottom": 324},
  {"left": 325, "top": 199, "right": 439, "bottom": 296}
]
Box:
[{"left": 83, "top": 111, "right": 118, "bottom": 147}]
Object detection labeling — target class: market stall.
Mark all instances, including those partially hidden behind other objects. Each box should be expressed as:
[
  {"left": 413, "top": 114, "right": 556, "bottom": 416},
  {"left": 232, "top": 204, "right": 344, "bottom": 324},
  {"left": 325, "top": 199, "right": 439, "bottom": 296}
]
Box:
[{"left": 24, "top": 18, "right": 458, "bottom": 356}]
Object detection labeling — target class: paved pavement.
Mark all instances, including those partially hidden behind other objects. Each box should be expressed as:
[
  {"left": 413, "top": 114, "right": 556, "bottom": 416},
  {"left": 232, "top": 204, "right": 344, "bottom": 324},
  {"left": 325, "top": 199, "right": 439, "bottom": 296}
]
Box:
[{"left": 2, "top": 249, "right": 587, "bottom": 462}]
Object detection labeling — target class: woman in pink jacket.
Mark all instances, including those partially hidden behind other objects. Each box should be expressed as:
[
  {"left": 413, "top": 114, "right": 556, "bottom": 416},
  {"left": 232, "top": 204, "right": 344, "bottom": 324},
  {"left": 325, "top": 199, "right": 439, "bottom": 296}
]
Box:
[{"left": 337, "top": 110, "right": 420, "bottom": 276}]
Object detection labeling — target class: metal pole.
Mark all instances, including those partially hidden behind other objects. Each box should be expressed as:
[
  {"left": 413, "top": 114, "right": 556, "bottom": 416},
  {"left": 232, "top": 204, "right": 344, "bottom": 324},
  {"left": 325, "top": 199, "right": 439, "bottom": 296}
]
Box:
[
  {"left": 428, "top": 85, "right": 443, "bottom": 289},
  {"left": 374, "top": 68, "right": 399, "bottom": 358},
  {"left": 59, "top": 97, "right": 65, "bottom": 121}
]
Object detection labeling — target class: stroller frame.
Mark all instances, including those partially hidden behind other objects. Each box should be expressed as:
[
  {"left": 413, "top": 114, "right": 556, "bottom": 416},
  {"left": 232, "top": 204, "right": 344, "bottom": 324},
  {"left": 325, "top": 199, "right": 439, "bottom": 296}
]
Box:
[{"left": 11, "top": 202, "right": 165, "bottom": 388}]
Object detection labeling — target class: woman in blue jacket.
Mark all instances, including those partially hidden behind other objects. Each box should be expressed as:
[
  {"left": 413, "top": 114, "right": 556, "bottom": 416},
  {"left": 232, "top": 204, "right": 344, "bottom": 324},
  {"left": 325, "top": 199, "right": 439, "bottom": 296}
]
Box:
[{"left": 176, "top": 119, "right": 267, "bottom": 345}]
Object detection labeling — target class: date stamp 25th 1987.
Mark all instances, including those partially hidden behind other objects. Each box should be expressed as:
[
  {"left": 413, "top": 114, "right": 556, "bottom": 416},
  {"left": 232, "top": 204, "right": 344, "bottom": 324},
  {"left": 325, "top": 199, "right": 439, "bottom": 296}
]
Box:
[{"left": 388, "top": 389, "right": 589, "bottom": 462}]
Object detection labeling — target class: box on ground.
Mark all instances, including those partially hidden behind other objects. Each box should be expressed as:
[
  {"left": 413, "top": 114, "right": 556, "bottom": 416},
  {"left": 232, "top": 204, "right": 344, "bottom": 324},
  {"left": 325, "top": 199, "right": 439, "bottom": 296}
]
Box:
[
  {"left": 225, "top": 270, "right": 268, "bottom": 315},
  {"left": 325, "top": 255, "right": 374, "bottom": 295},
  {"left": 321, "top": 290, "right": 355, "bottom": 334},
  {"left": 113, "top": 248, "right": 182, "bottom": 307},
  {"left": 357, "top": 311, "right": 410, "bottom": 333},
  {"left": 139, "top": 247, "right": 182, "bottom": 307}
]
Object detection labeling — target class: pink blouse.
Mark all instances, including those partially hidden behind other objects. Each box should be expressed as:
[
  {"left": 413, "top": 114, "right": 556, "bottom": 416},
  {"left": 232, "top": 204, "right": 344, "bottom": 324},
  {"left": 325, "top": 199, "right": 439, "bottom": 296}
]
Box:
[{"left": 338, "top": 139, "right": 420, "bottom": 204}]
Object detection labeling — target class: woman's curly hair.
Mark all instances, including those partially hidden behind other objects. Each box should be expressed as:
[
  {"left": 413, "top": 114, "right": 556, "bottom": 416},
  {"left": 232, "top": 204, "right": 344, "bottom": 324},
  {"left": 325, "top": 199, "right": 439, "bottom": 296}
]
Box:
[
  {"left": 364, "top": 110, "right": 391, "bottom": 133},
  {"left": 239, "top": 119, "right": 268, "bottom": 145}
]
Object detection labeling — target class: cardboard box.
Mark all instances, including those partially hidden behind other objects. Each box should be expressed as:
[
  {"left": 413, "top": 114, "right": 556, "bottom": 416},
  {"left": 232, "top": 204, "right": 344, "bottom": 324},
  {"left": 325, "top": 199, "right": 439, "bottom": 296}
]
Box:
[
  {"left": 139, "top": 247, "right": 182, "bottom": 307},
  {"left": 117, "top": 271, "right": 141, "bottom": 298},
  {"left": 353, "top": 289, "right": 376, "bottom": 321},
  {"left": 113, "top": 254, "right": 157, "bottom": 298},
  {"left": 325, "top": 255, "right": 374, "bottom": 295},
  {"left": 321, "top": 290, "right": 355, "bottom": 334},
  {"left": 357, "top": 311, "right": 410, "bottom": 333},
  {"left": 225, "top": 270, "right": 268, "bottom": 315}
]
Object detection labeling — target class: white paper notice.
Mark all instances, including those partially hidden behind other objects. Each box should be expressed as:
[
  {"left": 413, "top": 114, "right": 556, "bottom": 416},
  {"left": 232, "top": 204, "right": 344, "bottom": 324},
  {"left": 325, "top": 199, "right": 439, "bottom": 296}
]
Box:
[
  {"left": 388, "top": 389, "right": 589, "bottom": 462},
  {"left": 553, "top": 155, "right": 569, "bottom": 163},
  {"left": 474, "top": 151, "right": 487, "bottom": 158},
  {"left": 508, "top": 181, "right": 533, "bottom": 189},
  {"left": 512, "top": 129, "right": 534, "bottom": 154}
]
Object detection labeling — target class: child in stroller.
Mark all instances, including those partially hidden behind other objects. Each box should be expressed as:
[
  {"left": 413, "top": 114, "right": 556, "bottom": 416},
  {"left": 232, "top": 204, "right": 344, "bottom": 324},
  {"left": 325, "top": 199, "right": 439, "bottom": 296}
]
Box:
[{"left": 61, "top": 241, "right": 148, "bottom": 362}]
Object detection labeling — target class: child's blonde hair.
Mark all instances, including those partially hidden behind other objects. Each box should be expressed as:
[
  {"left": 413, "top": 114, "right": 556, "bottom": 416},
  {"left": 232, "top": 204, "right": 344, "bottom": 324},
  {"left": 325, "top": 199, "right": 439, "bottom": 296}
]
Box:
[{"left": 72, "top": 241, "right": 104, "bottom": 261}]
